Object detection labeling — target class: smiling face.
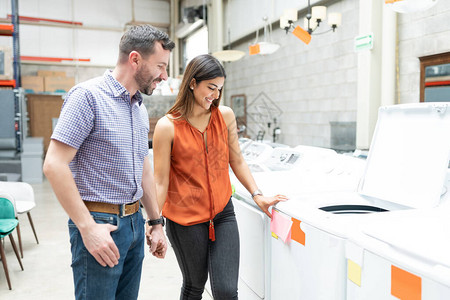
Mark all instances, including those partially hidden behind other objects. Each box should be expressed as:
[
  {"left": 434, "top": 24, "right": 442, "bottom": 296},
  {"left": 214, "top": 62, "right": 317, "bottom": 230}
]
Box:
[
  {"left": 191, "top": 77, "right": 225, "bottom": 111},
  {"left": 134, "top": 41, "right": 170, "bottom": 95}
]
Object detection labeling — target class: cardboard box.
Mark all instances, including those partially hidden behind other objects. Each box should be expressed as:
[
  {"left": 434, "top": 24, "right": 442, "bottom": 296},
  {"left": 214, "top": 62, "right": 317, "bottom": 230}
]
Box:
[
  {"left": 22, "top": 76, "right": 45, "bottom": 93},
  {"left": 38, "top": 70, "right": 66, "bottom": 77},
  {"left": 0, "top": 46, "right": 13, "bottom": 80},
  {"left": 44, "top": 76, "right": 75, "bottom": 93}
]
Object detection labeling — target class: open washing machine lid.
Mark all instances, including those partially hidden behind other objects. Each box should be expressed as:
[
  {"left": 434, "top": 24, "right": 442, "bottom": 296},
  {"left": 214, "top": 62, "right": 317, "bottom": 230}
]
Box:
[{"left": 359, "top": 103, "right": 450, "bottom": 209}]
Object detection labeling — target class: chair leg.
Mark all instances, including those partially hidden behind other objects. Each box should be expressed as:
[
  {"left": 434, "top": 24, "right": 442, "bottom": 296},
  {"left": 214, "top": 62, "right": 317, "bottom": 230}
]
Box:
[
  {"left": 27, "top": 212, "right": 39, "bottom": 244},
  {"left": 8, "top": 234, "right": 24, "bottom": 271},
  {"left": 16, "top": 219, "right": 23, "bottom": 258},
  {"left": 0, "top": 238, "right": 12, "bottom": 290}
]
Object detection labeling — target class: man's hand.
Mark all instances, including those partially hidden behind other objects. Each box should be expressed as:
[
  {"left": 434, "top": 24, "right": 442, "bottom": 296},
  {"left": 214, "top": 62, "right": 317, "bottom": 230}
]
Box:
[
  {"left": 146, "top": 223, "right": 167, "bottom": 259},
  {"left": 79, "top": 223, "right": 119, "bottom": 267}
]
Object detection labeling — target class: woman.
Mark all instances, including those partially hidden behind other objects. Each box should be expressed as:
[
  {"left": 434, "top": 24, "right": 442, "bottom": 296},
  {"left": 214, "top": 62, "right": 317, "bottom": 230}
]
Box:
[{"left": 151, "top": 54, "right": 287, "bottom": 299}]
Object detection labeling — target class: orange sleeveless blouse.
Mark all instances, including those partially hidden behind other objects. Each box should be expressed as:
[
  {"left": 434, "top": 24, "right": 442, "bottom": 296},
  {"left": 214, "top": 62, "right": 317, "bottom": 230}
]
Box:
[{"left": 162, "top": 106, "right": 232, "bottom": 236}]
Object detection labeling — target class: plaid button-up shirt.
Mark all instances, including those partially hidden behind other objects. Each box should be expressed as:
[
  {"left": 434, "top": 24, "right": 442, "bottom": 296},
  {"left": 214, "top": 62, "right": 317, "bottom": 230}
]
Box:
[{"left": 52, "top": 70, "right": 149, "bottom": 204}]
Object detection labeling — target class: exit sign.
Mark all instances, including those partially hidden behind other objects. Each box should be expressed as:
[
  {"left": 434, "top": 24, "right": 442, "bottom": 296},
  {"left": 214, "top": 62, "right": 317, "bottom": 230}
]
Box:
[{"left": 354, "top": 33, "right": 374, "bottom": 52}]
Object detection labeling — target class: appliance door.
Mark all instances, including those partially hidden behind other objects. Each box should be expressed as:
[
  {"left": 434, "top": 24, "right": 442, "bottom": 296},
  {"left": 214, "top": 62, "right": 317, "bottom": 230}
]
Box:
[{"left": 233, "top": 197, "right": 267, "bottom": 299}]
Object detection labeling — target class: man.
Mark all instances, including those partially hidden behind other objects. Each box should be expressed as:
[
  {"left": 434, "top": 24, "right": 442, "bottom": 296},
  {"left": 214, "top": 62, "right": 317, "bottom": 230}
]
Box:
[{"left": 43, "top": 25, "right": 175, "bottom": 299}]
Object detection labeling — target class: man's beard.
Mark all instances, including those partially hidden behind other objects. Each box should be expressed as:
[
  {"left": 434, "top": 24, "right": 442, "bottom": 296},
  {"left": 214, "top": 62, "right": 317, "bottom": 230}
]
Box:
[{"left": 135, "top": 66, "right": 161, "bottom": 96}]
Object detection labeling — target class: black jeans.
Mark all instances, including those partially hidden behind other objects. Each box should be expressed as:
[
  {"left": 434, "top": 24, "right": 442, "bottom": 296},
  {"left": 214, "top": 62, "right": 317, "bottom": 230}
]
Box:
[{"left": 166, "top": 199, "right": 239, "bottom": 300}]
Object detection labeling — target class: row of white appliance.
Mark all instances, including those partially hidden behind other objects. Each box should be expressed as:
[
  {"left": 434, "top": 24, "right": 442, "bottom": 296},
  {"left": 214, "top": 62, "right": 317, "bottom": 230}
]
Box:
[{"left": 229, "top": 103, "right": 450, "bottom": 300}]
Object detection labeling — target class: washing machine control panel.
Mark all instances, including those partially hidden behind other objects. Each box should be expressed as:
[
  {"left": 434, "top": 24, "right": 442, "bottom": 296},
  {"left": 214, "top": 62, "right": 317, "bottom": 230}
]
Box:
[
  {"left": 241, "top": 142, "right": 273, "bottom": 164},
  {"left": 265, "top": 148, "right": 302, "bottom": 171}
]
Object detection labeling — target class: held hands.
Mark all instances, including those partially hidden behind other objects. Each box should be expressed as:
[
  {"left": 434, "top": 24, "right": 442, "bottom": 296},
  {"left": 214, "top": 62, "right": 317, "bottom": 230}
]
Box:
[
  {"left": 146, "top": 223, "right": 167, "bottom": 259},
  {"left": 253, "top": 194, "right": 289, "bottom": 218},
  {"left": 79, "top": 223, "right": 119, "bottom": 268}
]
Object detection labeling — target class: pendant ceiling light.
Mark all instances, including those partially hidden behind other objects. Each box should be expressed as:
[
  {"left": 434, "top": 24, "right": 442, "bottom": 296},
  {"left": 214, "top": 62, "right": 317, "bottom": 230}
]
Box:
[
  {"left": 249, "top": 16, "right": 280, "bottom": 56},
  {"left": 213, "top": 27, "right": 245, "bottom": 62},
  {"left": 212, "top": 0, "right": 245, "bottom": 63},
  {"left": 213, "top": 49, "right": 245, "bottom": 62}
]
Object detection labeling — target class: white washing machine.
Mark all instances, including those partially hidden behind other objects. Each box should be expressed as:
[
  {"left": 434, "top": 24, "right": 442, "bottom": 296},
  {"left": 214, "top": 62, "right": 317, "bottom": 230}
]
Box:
[
  {"left": 205, "top": 138, "right": 274, "bottom": 299},
  {"left": 345, "top": 169, "right": 450, "bottom": 300},
  {"left": 231, "top": 147, "right": 305, "bottom": 300},
  {"left": 345, "top": 205, "right": 450, "bottom": 300},
  {"left": 238, "top": 137, "right": 253, "bottom": 151},
  {"left": 231, "top": 145, "right": 363, "bottom": 300},
  {"left": 241, "top": 141, "right": 275, "bottom": 172},
  {"left": 256, "top": 147, "right": 366, "bottom": 199},
  {"left": 206, "top": 144, "right": 297, "bottom": 298},
  {"left": 269, "top": 103, "right": 450, "bottom": 300}
]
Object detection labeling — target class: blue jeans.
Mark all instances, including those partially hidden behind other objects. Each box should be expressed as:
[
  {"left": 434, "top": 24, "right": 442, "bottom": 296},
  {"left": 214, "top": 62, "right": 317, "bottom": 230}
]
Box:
[
  {"left": 166, "top": 199, "right": 240, "bottom": 300},
  {"left": 68, "top": 210, "right": 145, "bottom": 300}
]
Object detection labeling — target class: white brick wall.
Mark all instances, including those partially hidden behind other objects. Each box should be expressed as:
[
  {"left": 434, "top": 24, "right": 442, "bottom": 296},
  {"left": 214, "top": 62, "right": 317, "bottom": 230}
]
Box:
[{"left": 224, "top": 0, "right": 359, "bottom": 148}]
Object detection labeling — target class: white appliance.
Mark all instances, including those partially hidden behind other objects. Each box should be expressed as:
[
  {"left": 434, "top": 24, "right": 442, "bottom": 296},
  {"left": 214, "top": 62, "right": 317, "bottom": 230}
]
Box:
[
  {"left": 241, "top": 141, "right": 274, "bottom": 172},
  {"left": 205, "top": 141, "right": 285, "bottom": 299},
  {"left": 232, "top": 145, "right": 361, "bottom": 300},
  {"left": 269, "top": 103, "right": 450, "bottom": 300},
  {"left": 232, "top": 147, "right": 305, "bottom": 300},
  {"left": 238, "top": 137, "right": 253, "bottom": 151},
  {"left": 256, "top": 147, "right": 366, "bottom": 199},
  {"left": 345, "top": 206, "right": 450, "bottom": 300}
]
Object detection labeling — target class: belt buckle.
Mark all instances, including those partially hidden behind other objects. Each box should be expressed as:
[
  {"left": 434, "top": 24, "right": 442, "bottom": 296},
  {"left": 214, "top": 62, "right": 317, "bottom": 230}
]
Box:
[
  {"left": 120, "top": 201, "right": 136, "bottom": 217},
  {"left": 120, "top": 204, "right": 130, "bottom": 217}
]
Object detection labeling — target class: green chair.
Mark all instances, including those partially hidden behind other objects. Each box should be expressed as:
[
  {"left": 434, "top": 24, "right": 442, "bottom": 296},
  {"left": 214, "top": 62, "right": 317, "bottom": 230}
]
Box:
[
  {"left": 0, "top": 194, "right": 24, "bottom": 290},
  {"left": 0, "top": 181, "right": 39, "bottom": 258}
]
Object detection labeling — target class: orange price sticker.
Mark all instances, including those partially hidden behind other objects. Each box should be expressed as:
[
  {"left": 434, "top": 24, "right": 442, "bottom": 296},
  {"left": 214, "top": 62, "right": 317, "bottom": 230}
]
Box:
[
  {"left": 292, "top": 26, "right": 311, "bottom": 45},
  {"left": 391, "top": 265, "right": 421, "bottom": 300},
  {"left": 249, "top": 44, "right": 260, "bottom": 55}
]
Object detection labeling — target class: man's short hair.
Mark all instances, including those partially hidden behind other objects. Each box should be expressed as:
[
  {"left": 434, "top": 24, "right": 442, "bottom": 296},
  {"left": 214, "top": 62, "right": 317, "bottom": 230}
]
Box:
[{"left": 118, "top": 25, "right": 175, "bottom": 63}]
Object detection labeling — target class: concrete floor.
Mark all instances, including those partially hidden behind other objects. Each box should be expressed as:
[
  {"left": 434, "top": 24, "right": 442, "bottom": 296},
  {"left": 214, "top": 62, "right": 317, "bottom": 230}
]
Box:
[{"left": 0, "top": 179, "right": 213, "bottom": 299}]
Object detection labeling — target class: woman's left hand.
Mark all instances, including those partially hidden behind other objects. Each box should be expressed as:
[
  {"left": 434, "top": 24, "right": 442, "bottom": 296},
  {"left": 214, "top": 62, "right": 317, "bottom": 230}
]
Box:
[{"left": 253, "top": 194, "right": 289, "bottom": 218}]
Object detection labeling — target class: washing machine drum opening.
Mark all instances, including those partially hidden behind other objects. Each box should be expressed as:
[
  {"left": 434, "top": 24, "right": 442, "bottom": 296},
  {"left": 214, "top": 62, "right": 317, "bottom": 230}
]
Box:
[{"left": 319, "top": 205, "right": 388, "bottom": 214}]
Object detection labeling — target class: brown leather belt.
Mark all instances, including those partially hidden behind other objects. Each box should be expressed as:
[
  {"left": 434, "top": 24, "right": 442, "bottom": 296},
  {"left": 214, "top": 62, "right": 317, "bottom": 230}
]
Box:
[{"left": 84, "top": 200, "right": 140, "bottom": 217}]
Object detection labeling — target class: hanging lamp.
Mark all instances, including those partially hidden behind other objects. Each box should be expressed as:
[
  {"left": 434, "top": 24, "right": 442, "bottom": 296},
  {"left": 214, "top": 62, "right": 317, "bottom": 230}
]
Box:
[{"left": 249, "top": 16, "right": 280, "bottom": 56}]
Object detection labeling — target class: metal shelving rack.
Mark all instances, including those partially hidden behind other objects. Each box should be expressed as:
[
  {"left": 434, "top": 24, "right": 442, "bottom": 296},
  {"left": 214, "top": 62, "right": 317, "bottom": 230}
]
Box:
[
  {"left": 0, "top": 0, "right": 24, "bottom": 153},
  {"left": 11, "top": 0, "right": 21, "bottom": 87}
]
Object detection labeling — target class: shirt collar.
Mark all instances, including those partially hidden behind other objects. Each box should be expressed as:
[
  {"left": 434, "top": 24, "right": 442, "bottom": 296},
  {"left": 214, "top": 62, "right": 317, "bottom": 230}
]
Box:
[{"left": 104, "top": 70, "right": 143, "bottom": 106}]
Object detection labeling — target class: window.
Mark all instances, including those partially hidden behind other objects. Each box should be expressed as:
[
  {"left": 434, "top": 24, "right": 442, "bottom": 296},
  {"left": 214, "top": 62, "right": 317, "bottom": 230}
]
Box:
[
  {"left": 183, "top": 26, "right": 208, "bottom": 68},
  {"left": 178, "top": 25, "right": 208, "bottom": 74},
  {"left": 419, "top": 52, "right": 450, "bottom": 102}
]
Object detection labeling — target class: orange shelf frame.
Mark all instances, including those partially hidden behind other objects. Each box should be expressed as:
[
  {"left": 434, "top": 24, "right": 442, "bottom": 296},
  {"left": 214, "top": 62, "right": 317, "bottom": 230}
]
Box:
[
  {"left": 21, "top": 56, "right": 91, "bottom": 62},
  {"left": 0, "top": 79, "right": 16, "bottom": 87},
  {"left": 0, "top": 24, "right": 14, "bottom": 36},
  {"left": 7, "top": 14, "right": 83, "bottom": 26}
]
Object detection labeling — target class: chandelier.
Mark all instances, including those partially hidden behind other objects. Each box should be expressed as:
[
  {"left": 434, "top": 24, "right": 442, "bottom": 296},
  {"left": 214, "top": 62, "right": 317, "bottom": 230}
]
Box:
[{"left": 280, "top": 0, "right": 342, "bottom": 44}]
